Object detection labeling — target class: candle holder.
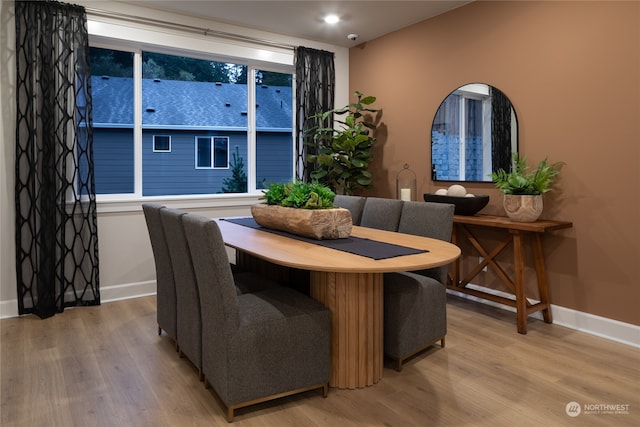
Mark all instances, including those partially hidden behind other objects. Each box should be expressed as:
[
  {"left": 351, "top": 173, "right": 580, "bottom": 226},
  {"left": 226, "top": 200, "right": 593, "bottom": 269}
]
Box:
[{"left": 396, "top": 164, "right": 416, "bottom": 201}]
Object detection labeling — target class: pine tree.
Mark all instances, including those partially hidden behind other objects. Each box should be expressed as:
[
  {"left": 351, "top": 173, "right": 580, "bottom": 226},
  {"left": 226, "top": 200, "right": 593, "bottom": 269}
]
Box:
[{"left": 221, "top": 147, "right": 247, "bottom": 193}]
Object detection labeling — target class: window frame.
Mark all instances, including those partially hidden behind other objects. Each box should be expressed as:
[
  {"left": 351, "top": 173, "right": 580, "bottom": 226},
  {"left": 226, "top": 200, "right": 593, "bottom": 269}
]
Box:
[
  {"left": 88, "top": 28, "right": 296, "bottom": 203},
  {"left": 456, "top": 93, "right": 492, "bottom": 181},
  {"left": 213, "top": 137, "right": 230, "bottom": 169},
  {"left": 195, "top": 136, "right": 230, "bottom": 170},
  {"left": 153, "top": 135, "right": 171, "bottom": 152}
]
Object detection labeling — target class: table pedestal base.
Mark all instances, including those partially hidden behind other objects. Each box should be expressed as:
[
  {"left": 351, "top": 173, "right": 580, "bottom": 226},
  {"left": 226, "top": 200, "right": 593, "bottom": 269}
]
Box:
[{"left": 310, "top": 271, "right": 383, "bottom": 389}]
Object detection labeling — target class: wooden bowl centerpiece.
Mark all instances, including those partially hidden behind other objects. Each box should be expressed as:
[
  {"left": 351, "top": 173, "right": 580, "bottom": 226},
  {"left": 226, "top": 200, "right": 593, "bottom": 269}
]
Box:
[{"left": 252, "top": 181, "right": 352, "bottom": 240}]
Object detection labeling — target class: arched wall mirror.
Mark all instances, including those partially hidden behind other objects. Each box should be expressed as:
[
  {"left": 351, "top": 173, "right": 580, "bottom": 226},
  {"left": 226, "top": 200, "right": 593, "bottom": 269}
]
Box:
[{"left": 431, "top": 83, "right": 518, "bottom": 182}]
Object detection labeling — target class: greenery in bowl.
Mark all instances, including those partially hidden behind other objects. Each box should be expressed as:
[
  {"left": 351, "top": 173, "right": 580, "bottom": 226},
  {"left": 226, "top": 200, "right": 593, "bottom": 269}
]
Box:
[
  {"left": 490, "top": 153, "right": 564, "bottom": 195},
  {"left": 262, "top": 181, "right": 336, "bottom": 209}
]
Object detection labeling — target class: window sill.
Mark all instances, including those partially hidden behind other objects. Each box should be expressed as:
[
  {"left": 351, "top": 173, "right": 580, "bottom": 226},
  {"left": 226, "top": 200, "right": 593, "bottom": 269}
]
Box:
[{"left": 96, "top": 193, "right": 263, "bottom": 214}]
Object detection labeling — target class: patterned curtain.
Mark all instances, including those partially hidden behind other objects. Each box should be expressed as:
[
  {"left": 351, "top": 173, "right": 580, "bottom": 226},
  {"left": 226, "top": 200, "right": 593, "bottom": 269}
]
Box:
[
  {"left": 15, "top": 0, "right": 99, "bottom": 318},
  {"left": 491, "top": 86, "right": 514, "bottom": 173},
  {"left": 294, "top": 47, "right": 335, "bottom": 182}
]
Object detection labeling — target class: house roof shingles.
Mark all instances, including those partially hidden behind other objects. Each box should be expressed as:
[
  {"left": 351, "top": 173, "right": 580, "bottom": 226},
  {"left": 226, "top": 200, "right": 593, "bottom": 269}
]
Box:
[{"left": 91, "top": 76, "right": 292, "bottom": 130}]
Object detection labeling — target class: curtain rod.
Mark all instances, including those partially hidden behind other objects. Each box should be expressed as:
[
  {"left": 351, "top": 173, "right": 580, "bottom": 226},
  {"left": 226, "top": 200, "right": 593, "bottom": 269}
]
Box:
[{"left": 84, "top": 7, "right": 297, "bottom": 52}]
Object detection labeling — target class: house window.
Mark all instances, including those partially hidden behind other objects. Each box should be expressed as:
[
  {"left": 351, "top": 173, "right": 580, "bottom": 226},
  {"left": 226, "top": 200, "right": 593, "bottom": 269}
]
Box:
[
  {"left": 196, "top": 137, "right": 229, "bottom": 169},
  {"left": 214, "top": 137, "right": 229, "bottom": 168},
  {"left": 89, "top": 43, "right": 294, "bottom": 197},
  {"left": 196, "top": 137, "right": 212, "bottom": 168},
  {"left": 153, "top": 135, "right": 171, "bottom": 152}
]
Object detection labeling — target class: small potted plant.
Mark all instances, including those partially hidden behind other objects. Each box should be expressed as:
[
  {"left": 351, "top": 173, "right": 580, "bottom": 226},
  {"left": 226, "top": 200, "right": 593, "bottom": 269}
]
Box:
[
  {"left": 252, "top": 180, "right": 353, "bottom": 239},
  {"left": 490, "top": 153, "right": 564, "bottom": 222}
]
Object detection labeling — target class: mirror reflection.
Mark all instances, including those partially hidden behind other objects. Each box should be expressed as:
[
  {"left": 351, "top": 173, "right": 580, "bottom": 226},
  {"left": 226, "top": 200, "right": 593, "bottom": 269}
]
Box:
[{"left": 431, "top": 83, "right": 518, "bottom": 182}]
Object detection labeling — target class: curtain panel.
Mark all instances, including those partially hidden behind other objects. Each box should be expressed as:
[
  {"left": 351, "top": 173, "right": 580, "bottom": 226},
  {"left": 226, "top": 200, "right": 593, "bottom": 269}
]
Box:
[
  {"left": 294, "top": 47, "right": 335, "bottom": 182},
  {"left": 15, "top": 0, "right": 100, "bottom": 318},
  {"left": 491, "top": 87, "right": 513, "bottom": 173}
]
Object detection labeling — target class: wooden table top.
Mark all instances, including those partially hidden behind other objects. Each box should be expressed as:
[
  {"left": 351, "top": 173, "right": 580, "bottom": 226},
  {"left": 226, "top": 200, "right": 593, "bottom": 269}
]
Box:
[
  {"left": 453, "top": 214, "right": 573, "bottom": 233},
  {"left": 215, "top": 219, "right": 461, "bottom": 274}
]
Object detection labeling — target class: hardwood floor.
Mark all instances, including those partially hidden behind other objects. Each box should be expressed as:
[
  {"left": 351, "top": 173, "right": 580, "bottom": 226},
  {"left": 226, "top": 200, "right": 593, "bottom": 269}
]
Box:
[{"left": 1, "top": 295, "right": 638, "bottom": 426}]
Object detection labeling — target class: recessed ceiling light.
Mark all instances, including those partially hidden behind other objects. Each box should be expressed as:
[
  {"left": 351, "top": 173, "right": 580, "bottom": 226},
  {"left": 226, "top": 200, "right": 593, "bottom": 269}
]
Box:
[{"left": 324, "top": 14, "right": 340, "bottom": 25}]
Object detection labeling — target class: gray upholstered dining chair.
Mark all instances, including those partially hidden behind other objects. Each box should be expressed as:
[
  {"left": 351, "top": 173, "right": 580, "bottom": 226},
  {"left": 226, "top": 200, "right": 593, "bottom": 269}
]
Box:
[
  {"left": 397, "top": 201, "right": 455, "bottom": 284},
  {"left": 160, "top": 208, "right": 284, "bottom": 381},
  {"left": 159, "top": 208, "right": 204, "bottom": 379},
  {"left": 360, "top": 197, "right": 404, "bottom": 231},
  {"left": 142, "top": 203, "right": 178, "bottom": 350},
  {"left": 384, "top": 201, "right": 455, "bottom": 371},
  {"left": 333, "top": 194, "right": 366, "bottom": 225},
  {"left": 182, "top": 213, "right": 330, "bottom": 422}
]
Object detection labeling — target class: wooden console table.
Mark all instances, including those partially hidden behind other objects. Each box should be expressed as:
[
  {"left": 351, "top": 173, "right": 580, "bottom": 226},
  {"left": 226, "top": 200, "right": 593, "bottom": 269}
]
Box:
[{"left": 449, "top": 215, "right": 572, "bottom": 334}]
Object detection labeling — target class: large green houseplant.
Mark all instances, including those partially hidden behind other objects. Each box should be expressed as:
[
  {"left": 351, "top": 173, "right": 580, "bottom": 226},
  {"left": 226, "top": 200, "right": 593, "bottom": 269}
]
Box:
[
  {"left": 306, "top": 91, "right": 379, "bottom": 195},
  {"left": 490, "top": 153, "right": 564, "bottom": 222}
]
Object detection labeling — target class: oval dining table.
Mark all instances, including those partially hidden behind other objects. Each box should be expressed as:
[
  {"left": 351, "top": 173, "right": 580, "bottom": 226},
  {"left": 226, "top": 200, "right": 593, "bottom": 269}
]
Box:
[{"left": 215, "top": 218, "right": 461, "bottom": 389}]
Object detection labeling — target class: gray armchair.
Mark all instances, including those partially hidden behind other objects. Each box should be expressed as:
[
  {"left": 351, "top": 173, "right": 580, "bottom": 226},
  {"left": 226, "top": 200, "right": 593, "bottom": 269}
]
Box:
[
  {"left": 142, "top": 203, "right": 177, "bottom": 350},
  {"left": 182, "top": 214, "right": 330, "bottom": 422},
  {"left": 160, "top": 208, "right": 204, "bottom": 379},
  {"left": 360, "top": 197, "right": 404, "bottom": 231},
  {"left": 384, "top": 201, "right": 455, "bottom": 371},
  {"left": 160, "top": 208, "right": 284, "bottom": 381},
  {"left": 333, "top": 194, "right": 366, "bottom": 225},
  {"left": 397, "top": 201, "right": 455, "bottom": 284}
]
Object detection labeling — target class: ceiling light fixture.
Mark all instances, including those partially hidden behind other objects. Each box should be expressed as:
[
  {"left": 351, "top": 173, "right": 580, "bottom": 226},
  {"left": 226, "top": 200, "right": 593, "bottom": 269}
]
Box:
[{"left": 324, "top": 14, "right": 340, "bottom": 25}]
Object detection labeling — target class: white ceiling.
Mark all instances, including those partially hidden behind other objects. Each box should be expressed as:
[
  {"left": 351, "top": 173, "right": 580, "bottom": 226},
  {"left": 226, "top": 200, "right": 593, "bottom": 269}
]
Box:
[{"left": 121, "top": 1, "right": 471, "bottom": 47}]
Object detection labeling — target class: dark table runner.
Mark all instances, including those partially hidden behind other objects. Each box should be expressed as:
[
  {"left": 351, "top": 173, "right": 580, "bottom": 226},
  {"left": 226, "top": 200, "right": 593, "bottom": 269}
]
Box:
[{"left": 221, "top": 217, "right": 427, "bottom": 260}]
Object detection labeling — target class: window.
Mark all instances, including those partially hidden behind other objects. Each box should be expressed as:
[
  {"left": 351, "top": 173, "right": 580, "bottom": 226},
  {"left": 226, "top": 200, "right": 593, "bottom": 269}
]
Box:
[
  {"left": 214, "top": 137, "right": 229, "bottom": 168},
  {"left": 89, "top": 45, "right": 294, "bottom": 197},
  {"left": 153, "top": 135, "right": 171, "bottom": 152},
  {"left": 431, "top": 85, "right": 491, "bottom": 181},
  {"left": 196, "top": 136, "right": 229, "bottom": 169},
  {"left": 196, "top": 137, "right": 212, "bottom": 168}
]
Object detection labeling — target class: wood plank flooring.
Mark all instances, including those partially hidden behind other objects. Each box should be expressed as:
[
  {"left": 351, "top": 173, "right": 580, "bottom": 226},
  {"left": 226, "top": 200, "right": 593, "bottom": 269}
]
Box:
[{"left": 1, "top": 295, "right": 638, "bottom": 426}]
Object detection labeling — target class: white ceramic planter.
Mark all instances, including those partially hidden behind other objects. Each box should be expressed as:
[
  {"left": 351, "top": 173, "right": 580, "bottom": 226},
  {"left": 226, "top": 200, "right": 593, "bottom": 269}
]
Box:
[{"left": 503, "top": 194, "right": 543, "bottom": 222}]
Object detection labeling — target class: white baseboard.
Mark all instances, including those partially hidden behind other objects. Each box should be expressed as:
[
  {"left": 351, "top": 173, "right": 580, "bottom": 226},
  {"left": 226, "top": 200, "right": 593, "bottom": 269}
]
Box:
[
  {"left": 447, "top": 284, "right": 640, "bottom": 349},
  {"left": 0, "top": 280, "right": 156, "bottom": 319},
  {"left": 3, "top": 281, "right": 638, "bottom": 348},
  {"left": 100, "top": 280, "right": 157, "bottom": 303},
  {"left": 0, "top": 299, "right": 19, "bottom": 319}
]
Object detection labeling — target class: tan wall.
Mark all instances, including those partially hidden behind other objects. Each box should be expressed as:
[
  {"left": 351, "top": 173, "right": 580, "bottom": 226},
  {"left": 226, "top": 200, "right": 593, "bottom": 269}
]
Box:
[{"left": 349, "top": 1, "right": 640, "bottom": 325}]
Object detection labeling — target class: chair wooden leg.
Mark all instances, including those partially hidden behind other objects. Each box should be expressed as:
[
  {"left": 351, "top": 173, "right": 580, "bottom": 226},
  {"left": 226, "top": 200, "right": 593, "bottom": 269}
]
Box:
[
  {"left": 322, "top": 383, "right": 329, "bottom": 398},
  {"left": 157, "top": 325, "right": 162, "bottom": 336},
  {"left": 227, "top": 407, "right": 234, "bottom": 423},
  {"left": 441, "top": 336, "right": 446, "bottom": 348}
]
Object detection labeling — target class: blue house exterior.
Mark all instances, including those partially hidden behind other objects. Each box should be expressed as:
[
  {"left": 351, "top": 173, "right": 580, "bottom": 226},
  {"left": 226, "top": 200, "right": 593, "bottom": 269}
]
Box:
[{"left": 91, "top": 76, "right": 293, "bottom": 196}]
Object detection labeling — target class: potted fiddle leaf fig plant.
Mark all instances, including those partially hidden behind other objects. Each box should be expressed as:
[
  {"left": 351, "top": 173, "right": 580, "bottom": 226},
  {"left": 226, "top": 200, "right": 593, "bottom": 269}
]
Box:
[
  {"left": 306, "top": 91, "right": 379, "bottom": 195},
  {"left": 490, "top": 153, "right": 564, "bottom": 222},
  {"left": 252, "top": 180, "right": 353, "bottom": 239}
]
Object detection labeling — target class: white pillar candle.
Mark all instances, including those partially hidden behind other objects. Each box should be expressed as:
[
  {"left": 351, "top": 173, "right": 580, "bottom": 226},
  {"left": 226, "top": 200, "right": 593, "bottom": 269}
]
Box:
[{"left": 400, "top": 188, "right": 411, "bottom": 201}]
